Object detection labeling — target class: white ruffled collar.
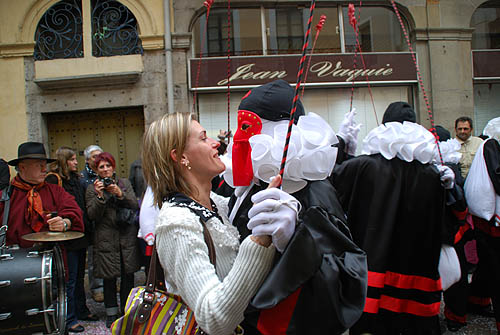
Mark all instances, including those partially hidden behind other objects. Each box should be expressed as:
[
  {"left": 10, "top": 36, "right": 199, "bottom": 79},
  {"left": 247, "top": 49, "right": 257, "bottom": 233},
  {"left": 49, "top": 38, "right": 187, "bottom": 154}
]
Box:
[
  {"left": 361, "top": 121, "right": 461, "bottom": 164},
  {"left": 484, "top": 117, "right": 500, "bottom": 141},
  {"left": 222, "top": 112, "right": 338, "bottom": 193}
]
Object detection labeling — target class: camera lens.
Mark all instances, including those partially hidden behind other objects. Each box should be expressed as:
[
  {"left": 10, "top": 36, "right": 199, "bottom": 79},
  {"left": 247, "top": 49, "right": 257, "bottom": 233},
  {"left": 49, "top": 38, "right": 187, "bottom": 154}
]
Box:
[{"left": 102, "top": 177, "right": 113, "bottom": 187}]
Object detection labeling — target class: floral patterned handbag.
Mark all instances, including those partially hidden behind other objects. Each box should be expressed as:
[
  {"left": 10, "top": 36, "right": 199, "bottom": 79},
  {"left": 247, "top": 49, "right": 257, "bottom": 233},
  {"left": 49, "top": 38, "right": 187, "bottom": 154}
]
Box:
[{"left": 111, "top": 215, "right": 216, "bottom": 335}]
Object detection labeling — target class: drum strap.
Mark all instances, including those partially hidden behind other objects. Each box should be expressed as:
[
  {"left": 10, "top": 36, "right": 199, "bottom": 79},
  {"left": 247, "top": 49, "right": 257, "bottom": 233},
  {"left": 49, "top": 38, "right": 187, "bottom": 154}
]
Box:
[{"left": 0, "top": 184, "right": 12, "bottom": 247}]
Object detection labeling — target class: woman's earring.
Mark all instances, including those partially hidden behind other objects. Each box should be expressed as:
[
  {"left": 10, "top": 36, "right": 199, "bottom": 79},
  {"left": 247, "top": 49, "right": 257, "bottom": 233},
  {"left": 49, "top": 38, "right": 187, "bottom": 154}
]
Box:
[{"left": 182, "top": 159, "right": 192, "bottom": 170}]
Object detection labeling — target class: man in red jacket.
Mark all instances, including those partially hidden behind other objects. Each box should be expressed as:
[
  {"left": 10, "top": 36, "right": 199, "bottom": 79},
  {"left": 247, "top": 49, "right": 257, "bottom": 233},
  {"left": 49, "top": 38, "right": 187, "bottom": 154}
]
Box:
[{"left": 0, "top": 142, "right": 83, "bottom": 248}]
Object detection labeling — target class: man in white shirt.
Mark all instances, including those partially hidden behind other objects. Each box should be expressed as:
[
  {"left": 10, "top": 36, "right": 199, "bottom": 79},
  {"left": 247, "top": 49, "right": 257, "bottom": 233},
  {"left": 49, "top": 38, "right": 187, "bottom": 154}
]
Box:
[{"left": 455, "top": 116, "right": 483, "bottom": 179}]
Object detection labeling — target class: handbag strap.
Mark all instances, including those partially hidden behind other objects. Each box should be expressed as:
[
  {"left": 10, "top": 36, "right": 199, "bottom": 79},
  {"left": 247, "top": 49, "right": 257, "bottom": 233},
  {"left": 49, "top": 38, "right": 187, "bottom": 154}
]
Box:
[{"left": 138, "top": 214, "right": 216, "bottom": 323}]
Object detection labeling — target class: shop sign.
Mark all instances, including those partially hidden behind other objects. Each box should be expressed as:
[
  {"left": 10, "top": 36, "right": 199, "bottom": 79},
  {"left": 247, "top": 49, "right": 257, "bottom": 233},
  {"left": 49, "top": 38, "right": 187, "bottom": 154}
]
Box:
[
  {"left": 472, "top": 50, "right": 500, "bottom": 80},
  {"left": 189, "top": 52, "right": 417, "bottom": 90}
]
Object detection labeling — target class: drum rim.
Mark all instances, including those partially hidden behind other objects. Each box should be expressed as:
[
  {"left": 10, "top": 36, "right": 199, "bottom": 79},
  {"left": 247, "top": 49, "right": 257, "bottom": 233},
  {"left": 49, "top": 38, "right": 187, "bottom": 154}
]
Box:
[{"left": 41, "top": 246, "right": 66, "bottom": 334}]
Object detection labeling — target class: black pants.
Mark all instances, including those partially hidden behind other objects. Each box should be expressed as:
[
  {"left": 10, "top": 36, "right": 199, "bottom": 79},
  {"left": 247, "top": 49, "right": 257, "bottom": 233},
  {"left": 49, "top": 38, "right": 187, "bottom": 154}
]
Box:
[
  {"left": 470, "top": 228, "right": 500, "bottom": 331},
  {"left": 75, "top": 248, "right": 91, "bottom": 319},
  {"left": 103, "top": 255, "right": 135, "bottom": 314}
]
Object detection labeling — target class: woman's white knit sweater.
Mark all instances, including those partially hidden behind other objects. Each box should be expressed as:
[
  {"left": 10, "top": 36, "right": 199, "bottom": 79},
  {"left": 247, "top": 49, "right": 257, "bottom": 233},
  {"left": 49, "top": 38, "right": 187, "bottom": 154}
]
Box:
[{"left": 155, "top": 192, "right": 275, "bottom": 335}]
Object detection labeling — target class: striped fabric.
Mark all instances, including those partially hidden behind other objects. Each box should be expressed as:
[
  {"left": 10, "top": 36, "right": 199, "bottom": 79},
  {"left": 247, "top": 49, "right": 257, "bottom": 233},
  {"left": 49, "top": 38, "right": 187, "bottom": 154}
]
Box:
[{"left": 111, "top": 286, "right": 201, "bottom": 335}]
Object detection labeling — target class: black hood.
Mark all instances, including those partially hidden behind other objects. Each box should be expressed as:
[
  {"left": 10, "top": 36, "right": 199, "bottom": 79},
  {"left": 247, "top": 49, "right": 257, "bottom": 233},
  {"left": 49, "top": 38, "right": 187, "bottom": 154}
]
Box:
[{"left": 238, "top": 79, "right": 305, "bottom": 124}]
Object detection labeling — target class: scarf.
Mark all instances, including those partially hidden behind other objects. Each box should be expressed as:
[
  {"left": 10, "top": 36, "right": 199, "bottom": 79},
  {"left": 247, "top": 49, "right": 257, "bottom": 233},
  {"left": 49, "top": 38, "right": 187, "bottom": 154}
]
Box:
[
  {"left": 85, "top": 163, "right": 98, "bottom": 181},
  {"left": 10, "top": 175, "right": 46, "bottom": 232}
]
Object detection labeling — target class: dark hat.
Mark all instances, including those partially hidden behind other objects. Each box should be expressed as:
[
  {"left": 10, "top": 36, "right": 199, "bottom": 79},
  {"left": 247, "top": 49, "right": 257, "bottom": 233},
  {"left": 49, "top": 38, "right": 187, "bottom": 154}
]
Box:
[
  {"left": 238, "top": 79, "right": 305, "bottom": 124},
  {"left": 382, "top": 101, "right": 416, "bottom": 124},
  {"left": 435, "top": 125, "right": 451, "bottom": 142},
  {"left": 8, "top": 142, "right": 55, "bottom": 166}
]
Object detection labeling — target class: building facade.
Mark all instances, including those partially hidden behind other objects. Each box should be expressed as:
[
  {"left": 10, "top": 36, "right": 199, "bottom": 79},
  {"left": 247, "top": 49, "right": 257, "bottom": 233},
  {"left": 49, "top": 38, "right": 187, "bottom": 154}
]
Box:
[{"left": 0, "top": 0, "right": 498, "bottom": 177}]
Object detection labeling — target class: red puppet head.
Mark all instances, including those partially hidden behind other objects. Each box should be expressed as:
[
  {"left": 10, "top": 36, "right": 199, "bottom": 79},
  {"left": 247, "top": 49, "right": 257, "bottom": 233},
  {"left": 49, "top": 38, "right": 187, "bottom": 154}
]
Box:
[
  {"left": 232, "top": 109, "right": 262, "bottom": 186},
  {"left": 231, "top": 80, "right": 305, "bottom": 186}
]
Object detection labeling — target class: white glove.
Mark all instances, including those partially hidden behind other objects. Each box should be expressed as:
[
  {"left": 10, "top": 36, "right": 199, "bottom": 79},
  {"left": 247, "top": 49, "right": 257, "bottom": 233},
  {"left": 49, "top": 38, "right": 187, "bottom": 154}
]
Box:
[
  {"left": 345, "top": 123, "right": 361, "bottom": 156},
  {"left": 247, "top": 188, "right": 301, "bottom": 252},
  {"left": 144, "top": 233, "right": 155, "bottom": 246},
  {"left": 436, "top": 164, "right": 455, "bottom": 189},
  {"left": 337, "top": 109, "right": 362, "bottom": 156}
]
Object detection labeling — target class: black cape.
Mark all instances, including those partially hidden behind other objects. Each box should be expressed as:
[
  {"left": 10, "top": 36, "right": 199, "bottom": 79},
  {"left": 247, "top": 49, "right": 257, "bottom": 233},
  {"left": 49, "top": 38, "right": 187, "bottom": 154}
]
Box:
[
  {"left": 484, "top": 138, "right": 500, "bottom": 195},
  {"left": 330, "top": 154, "right": 449, "bottom": 334},
  {"left": 230, "top": 179, "right": 367, "bottom": 335}
]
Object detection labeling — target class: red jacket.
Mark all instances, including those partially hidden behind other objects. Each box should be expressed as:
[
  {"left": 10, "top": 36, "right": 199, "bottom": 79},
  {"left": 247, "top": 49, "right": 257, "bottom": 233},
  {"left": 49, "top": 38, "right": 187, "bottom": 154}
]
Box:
[{"left": 0, "top": 182, "right": 84, "bottom": 248}]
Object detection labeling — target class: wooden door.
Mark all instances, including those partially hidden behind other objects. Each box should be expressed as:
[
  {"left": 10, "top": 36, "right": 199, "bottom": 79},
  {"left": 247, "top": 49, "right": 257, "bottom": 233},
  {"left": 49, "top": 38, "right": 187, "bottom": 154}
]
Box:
[{"left": 47, "top": 108, "right": 144, "bottom": 178}]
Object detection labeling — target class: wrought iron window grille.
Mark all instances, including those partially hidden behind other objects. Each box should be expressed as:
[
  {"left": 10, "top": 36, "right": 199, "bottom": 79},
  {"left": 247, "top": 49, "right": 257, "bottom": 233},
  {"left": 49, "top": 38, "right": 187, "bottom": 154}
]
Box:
[
  {"left": 91, "top": 0, "right": 143, "bottom": 57},
  {"left": 34, "top": 0, "right": 83, "bottom": 60}
]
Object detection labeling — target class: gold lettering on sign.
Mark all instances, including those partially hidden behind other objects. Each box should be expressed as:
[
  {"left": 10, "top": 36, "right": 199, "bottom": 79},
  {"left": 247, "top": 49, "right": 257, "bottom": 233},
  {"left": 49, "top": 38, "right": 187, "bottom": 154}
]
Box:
[
  {"left": 309, "top": 61, "right": 394, "bottom": 82},
  {"left": 217, "top": 64, "right": 287, "bottom": 85}
]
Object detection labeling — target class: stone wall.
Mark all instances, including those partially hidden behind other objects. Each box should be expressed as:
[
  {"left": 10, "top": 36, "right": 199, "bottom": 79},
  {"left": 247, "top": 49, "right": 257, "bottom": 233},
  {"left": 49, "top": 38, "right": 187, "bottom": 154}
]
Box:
[{"left": 24, "top": 50, "right": 167, "bottom": 146}]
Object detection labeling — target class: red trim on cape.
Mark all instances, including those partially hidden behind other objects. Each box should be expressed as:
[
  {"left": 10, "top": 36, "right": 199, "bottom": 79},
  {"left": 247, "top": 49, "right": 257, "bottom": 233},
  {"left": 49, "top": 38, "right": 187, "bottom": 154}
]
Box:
[
  {"left": 382, "top": 295, "right": 440, "bottom": 316},
  {"left": 454, "top": 224, "right": 470, "bottom": 244},
  {"left": 444, "top": 306, "right": 466, "bottom": 323},
  {"left": 467, "top": 295, "right": 491, "bottom": 307},
  {"left": 368, "top": 271, "right": 442, "bottom": 292},
  {"left": 363, "top": 296, "right": 440, "bottom": 317},
  {"left": 364, "top": 297, "right": 380, "bottom": 313},
  {"left": 257, "top": 287, "right": 302, "bottom": 335},
  {"left": 452, "top": 208, "right": 468, "bottom": 221},
  {"left": 474, "top": 216, "right": 500, "bottom": 238}
]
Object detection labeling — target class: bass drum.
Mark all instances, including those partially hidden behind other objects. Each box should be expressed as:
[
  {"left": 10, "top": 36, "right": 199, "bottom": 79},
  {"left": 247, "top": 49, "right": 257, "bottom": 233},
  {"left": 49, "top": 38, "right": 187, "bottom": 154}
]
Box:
[{"left": 0, "top": 245, "right": 66, "bottom": 335}]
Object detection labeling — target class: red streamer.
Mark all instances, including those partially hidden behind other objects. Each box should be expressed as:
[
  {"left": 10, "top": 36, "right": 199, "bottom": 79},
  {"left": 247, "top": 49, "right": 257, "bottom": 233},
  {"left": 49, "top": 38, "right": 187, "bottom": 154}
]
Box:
[
  {"left": 389, "top": 0, "right": 443, "bottom": 164},
  {"left": 348, "top": 4, "right": 357, "bottom": 28},
  {"left": 301, "top": 14, "right": 327, "bottom": 99},
  {"left": 348, "top": 2, "right": 378, "bottom": 125},
  {"left": 226, "top": 0, "right": 231, "bottom": 143},
  {"left": 278, "top": 0, "right": 316, "bottom": 187}
]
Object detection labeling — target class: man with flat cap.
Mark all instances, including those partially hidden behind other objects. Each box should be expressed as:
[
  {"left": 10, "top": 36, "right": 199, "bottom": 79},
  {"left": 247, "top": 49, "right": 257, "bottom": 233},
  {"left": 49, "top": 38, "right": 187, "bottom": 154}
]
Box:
[
  {"left": 330, "top": 102, "right": 458, "bottom": 334},
  {"left": 0, "top": 142, "right": 83, "bottom": 248}
]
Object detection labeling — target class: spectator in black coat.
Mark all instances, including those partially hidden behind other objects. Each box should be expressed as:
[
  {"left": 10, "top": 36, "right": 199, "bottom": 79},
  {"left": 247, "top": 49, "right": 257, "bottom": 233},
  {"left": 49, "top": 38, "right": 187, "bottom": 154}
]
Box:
[
  {"left": 46, "top": 146, "right": 99, "bottom": 333},
  {"left": 0, "top": 158, "right": 9, "bottom": 189}
]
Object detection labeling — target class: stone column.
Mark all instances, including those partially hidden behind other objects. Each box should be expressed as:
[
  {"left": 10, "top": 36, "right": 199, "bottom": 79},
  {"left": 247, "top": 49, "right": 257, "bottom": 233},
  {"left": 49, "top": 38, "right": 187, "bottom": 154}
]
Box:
[{"left": 399, "top": 0, "right": 478, "bottom": 132}]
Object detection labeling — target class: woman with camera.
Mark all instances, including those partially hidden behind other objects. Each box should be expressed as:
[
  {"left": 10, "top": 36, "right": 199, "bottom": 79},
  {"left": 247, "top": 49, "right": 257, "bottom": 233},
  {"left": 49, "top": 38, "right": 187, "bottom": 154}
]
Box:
[
  {"left": 85, "top": 152, "right": 141, "bottom": 328},
  {"left": 45, "top": 146, "right": 97, "bottom": 333}
]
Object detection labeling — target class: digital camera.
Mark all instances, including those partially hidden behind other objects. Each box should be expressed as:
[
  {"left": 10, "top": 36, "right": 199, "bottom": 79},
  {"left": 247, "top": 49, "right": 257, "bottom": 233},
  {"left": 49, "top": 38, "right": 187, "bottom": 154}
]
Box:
[{"left": 101, "top": 177, "right": 114, "bottom": 187}]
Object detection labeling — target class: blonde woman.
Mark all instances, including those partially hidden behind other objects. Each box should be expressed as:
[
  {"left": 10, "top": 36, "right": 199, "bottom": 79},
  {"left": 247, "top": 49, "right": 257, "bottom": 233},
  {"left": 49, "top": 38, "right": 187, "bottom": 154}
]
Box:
[{"left": 142, "top": 112, "right": 295, "bottom": 334}]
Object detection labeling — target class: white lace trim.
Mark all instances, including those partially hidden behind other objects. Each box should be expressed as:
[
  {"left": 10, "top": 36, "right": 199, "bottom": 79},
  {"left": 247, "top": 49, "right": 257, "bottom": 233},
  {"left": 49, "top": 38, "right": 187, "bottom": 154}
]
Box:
[
  {"left": 222, "top": 112, "right": 338, "bottom": 193},
  {"left": 438, "top": 138, "right": 462, "bottom": 164},
  {"left": 484, "top": 117, "right": 500, "bottom": 141},
  {"left": 157, "top": 202, "right": 240, "bottom": 252},
  {"left": 361, "top": 121, "right": 461, "bottom": 164}
]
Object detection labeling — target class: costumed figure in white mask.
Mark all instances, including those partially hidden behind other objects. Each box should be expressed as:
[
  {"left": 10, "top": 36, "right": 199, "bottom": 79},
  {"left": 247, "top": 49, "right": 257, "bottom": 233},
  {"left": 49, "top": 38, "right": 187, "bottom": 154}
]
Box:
[
  {"left": 435, "top": 125, "right": 478, "bottom": 332},
  {"left": 330, "top": 102, "right": 460, "bottom": 334},
  {"left": 464, "top": 117, "right": 500, "bottom": 334},
  {"left": 222, "top": 79, "right": 368, "bottom": 335}
]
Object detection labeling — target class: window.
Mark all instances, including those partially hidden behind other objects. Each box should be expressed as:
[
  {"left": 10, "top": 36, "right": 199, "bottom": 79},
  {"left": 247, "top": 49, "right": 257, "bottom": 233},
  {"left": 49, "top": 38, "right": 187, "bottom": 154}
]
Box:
[
  {"left": 343, "top": 6, "right": 408, "bottom": 52},
  {"left": 91, "top": 0, "right": 143, "bottom": 57},
  {"left": 206, "top": 10, "right": 234, "bottom": 57},
  {"left": 471, "top": 1, "right": 500, "bottom": 49},
  {"left": 269, "top": 8, "right": 305, "bottom": 54},
  {"left": 34, "top": 0, "right": 83, "bottom": 60},
  {"left": 193, "top": 9, "right": 261, "bottom": 57},
  {"left": 34, "top": 0, "right": 142, "bottom": 60},
  {"left": 312, "top": 7, "right": 341, "bottom": 53},
  {"left": 193, "top": 4, "right": 409, "bottom": 57}
]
